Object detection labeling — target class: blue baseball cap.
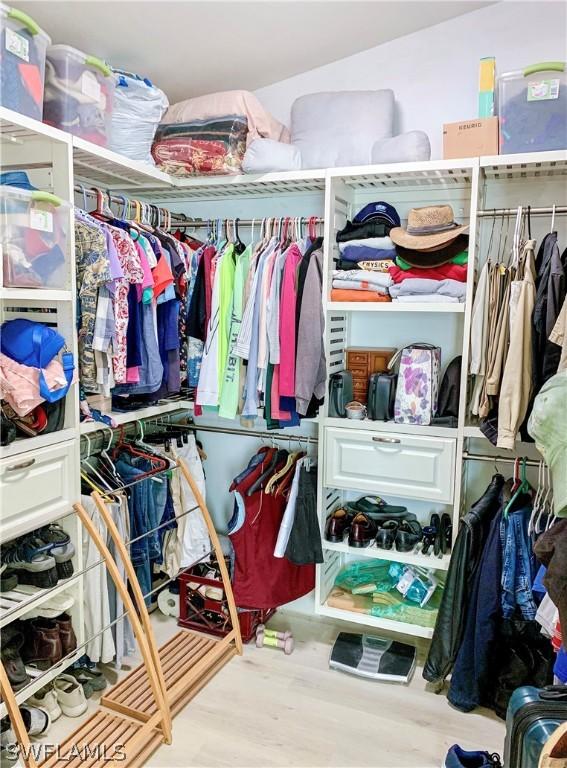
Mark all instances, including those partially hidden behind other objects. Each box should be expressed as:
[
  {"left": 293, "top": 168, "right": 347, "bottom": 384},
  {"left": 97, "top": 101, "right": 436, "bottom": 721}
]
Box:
[{"left": 353, "top": 201, "right": 400, "bottom": 227}]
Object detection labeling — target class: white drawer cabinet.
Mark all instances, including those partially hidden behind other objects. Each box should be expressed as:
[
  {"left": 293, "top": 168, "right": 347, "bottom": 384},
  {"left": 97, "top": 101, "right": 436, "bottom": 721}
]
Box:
[
  {"left": 324, "top": 427, "right": 456, "bottom": 503},
  {"left": 0, "top": 440, "right": 78, "bottom": 540}
]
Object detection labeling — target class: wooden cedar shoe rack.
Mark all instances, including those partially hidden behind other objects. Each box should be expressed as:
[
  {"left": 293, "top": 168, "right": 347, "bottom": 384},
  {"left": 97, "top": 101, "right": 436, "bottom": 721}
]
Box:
[{"left": 0, "top": 458, "right": 242, "bottom": 766}]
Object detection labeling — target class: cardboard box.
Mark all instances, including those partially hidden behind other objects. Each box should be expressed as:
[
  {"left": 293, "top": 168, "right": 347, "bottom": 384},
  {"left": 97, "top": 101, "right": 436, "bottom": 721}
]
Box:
[{"left": 443, "top": 117, "right": 499, "bottom": 159}]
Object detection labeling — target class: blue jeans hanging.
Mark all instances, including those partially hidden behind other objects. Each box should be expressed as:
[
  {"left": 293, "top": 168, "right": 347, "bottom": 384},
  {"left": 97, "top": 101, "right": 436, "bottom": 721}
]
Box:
[{"left": 500, "top": 505, "right": 537, "bottom": 620}]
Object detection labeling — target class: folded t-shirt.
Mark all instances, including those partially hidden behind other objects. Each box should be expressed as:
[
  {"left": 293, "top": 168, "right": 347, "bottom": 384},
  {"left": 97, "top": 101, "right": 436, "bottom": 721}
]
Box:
[
  {"left": 332, "top": 280, "right": 389, "bottom": 294},
  {"left": 330, "top": 289, "right": 391, "bottom": 302},
  {"left": 338, "top": 236, "right": 394, "bottom": 252},
  {"left": 389, "top": 278, "right": 466, "bottom": 299},
  {"left": 388, "top": 263, "right": 468, "bottom": 284},
  {"left": 341, "top": 246, "right": 398, "bottom": 263},
  {"left": 332, "top": 269, "right": 392, "bottom": 288}
]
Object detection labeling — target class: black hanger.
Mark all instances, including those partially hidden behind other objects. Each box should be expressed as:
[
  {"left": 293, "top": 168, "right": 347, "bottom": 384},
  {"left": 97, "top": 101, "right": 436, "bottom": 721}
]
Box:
[{"left": 234, "top": 218, "right": 246, "bottom": 255}]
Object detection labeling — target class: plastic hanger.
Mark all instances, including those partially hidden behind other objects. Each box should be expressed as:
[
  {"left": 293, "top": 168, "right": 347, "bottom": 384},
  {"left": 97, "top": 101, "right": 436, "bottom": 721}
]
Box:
[{"left": 504, "top": 457, "right": 530, "bottom": 518}]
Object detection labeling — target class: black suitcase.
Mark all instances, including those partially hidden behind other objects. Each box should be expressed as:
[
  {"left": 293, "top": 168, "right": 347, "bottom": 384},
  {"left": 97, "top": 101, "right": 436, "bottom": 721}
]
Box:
[{"left": 504, "top": 685, "right": 567, "bottom": 768}]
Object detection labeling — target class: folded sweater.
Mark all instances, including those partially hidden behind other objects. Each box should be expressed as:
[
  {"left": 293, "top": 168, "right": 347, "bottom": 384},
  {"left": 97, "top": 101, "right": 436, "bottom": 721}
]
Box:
[
  {"left": 389, "top": 278, "right": 466, "bottom": 299},
  {"left": 332, "top": 269, "right": 392, "bottom": 288}
]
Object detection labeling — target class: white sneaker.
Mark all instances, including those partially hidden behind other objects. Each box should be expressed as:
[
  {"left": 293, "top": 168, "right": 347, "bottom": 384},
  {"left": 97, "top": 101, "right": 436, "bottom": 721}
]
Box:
[
  {"left": 27, "top": 684, "right": 62, "bottom": 722},
  {"left": 20, "top": 705, "right": 50, "bottom": 736},
  {"left": 53, "top": 675, "right": 87, "bottom": 717}
]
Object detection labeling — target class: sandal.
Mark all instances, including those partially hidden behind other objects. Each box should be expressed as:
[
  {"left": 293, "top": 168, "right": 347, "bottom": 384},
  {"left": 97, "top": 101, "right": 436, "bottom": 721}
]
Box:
[{"left": 346, "top": 495, "right": 408, "bottom": 518}]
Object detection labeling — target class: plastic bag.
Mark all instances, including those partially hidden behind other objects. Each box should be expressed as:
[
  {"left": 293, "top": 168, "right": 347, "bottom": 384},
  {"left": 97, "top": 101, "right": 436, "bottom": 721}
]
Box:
[
  {"left": 109, "top": 70, "right": 168, "bottom": 164},
  {"left": 152, "top": 115, "right": 248, "bottom": 176}
]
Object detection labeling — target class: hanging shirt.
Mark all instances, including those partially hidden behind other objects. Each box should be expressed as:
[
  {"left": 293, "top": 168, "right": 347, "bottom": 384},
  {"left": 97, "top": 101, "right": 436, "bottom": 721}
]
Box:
[
  {"left": 219, "top": 244, "right": 251, "bottom": 419},
  {"left": 217, "top": 243, "right": 236, "bottom": 394},
  {"left": 279, "top": 243, "right": 303, "bottom": 397},
  {"left": 196, "top": 248, "right": 225, "bottom": 406}
]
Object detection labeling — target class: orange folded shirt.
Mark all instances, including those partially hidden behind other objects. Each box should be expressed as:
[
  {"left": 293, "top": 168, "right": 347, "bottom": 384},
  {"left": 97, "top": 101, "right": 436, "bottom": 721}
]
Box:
[{"left": 330, "top": 289, "right": 391, "bottom": 302}]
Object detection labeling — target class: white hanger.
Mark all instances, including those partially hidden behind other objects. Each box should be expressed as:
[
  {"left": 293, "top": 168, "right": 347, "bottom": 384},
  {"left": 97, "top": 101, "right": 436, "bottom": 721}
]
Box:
[{"left": 551, "top": 204, "right": 556, "bottom": 233}]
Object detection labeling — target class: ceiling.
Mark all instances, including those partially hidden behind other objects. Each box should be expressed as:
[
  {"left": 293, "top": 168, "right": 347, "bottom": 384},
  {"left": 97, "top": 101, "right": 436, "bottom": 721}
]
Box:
[{"left": 15, "top": 1, "right": 493, "bottom": 104}]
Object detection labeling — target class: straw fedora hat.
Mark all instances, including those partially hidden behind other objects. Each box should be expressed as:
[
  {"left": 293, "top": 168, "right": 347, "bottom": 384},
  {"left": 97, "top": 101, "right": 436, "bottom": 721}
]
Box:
[{"left": 390, "top": 205, "right": 469, "bottom": 250}]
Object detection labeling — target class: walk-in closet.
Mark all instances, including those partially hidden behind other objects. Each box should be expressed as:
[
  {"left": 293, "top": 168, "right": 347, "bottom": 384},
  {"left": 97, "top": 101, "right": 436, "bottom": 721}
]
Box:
[{"left": 0, "top": 2, "right": 566, "bottom": 767}]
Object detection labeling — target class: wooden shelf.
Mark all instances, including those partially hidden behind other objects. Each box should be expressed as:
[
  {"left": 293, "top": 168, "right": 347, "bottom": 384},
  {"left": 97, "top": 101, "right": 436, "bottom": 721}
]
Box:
[
  {"left": 102, "top": 629, "right": 237, "bottom": 720},
  {"left": 317, "top": 603, "right": 435, "bottom": 640},
  {"left": 326, "top": 301, "right": 465, "bottom": 313},
  {"left": 322, "top": 540, "right": 451, "bottom": 571}
]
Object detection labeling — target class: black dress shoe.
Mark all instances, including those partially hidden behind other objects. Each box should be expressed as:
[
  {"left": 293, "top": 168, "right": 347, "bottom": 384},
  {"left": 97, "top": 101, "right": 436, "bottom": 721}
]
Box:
[
  {"left": 440, "top": 513, "right": 453, "bottom": 554},
  {"left": 348, "top": 513, "right": 378, "bottom": 548},
  {"left": 376, "top": 520, "right": 399, "bottom": 550},
  {"left": 395, "top": 520, "right": 423, "bottom": 552}
]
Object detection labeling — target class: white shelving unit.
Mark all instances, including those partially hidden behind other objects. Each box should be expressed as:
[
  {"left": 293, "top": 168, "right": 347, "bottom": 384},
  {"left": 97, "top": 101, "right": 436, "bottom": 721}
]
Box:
[{"left": 2, "top": 104, "right": 565, "bottom": 652}]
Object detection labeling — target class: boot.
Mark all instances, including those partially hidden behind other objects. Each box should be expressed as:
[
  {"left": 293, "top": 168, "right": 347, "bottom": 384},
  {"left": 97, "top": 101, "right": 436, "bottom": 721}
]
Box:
[
  {"left": 22, "top": 619, "right": 62, "bottom": 670},
  {"left": 0, "top": 626, "right": 30, "bottom": 691},
  {"left": 54, "top": 614, "right": 76, "bottom": 657}
]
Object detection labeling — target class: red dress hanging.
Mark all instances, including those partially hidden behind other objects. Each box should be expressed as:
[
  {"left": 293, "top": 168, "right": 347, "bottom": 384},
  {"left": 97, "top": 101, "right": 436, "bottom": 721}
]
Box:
[{"left": 229, "top": 449, "right": 315, "bottom": 609}]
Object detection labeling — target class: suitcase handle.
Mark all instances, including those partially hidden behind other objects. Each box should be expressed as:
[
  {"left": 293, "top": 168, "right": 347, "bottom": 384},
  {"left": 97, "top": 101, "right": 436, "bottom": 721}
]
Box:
[{"left": 540, "top": 684, "right": 567, "bottom": 701}]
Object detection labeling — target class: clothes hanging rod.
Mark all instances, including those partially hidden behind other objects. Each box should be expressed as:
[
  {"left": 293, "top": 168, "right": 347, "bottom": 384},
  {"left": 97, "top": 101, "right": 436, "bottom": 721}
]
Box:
[
  {"left": 478, "top": 206, "right": 567, "bottom": 217},
  {"left": 462, "top": 451, "right": 542, "bottom": 468},
  {"left": 170, "top": 216, "right": 324, "bottom": 229},
  {"left": 177, "top": 421, "right": 319, "bottom": 444}
]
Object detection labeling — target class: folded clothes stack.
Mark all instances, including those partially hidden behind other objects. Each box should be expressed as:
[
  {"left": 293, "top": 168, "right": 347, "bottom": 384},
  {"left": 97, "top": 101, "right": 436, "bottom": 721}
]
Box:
[
  {"left": 332, "top": 202, "right": 400, "bottom": 302},
  {"left": 388, "top": 205, "right": 469, "bottom": 303}
]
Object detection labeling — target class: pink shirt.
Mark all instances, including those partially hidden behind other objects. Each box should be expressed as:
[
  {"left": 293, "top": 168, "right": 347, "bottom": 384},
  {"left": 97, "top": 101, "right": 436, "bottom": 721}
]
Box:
[
  {"left": 0, "top": 353, "right": 77, "bottom": 417},
  {"left": 278, "top": 244, "right": 303, "bottom": 397}
]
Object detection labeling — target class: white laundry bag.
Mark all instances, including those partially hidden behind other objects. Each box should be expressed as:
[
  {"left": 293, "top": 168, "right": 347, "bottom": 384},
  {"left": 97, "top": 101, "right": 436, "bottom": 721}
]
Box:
[{"left": 109, "top": 70, "right": 168, "bottom": 164}]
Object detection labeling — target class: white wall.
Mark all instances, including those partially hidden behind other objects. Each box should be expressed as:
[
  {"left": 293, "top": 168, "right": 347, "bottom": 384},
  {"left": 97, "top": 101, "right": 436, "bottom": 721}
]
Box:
[{"left": 255, "top": 2, "right": 567, "bottom": 160}]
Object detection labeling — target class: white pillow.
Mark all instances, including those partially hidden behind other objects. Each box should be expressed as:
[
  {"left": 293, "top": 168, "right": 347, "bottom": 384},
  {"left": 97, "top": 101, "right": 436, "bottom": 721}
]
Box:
[{"left": 242, "top": 139, "right": 301, "bottom": 173}]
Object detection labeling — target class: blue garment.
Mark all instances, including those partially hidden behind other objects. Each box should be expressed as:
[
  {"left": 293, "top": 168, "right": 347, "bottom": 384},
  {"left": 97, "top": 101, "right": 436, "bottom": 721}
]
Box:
[
  {"left": 448, "top": 510, "right": 503, "bottom": 712},
  {"left": 126, "top": 285, "right": 143, "bottom": 368},
  {"left": 158, "top": 487, "right": 177, "bottom": 555},
  {"left": 340, "top": 245, "right": 395, "bottom": 263},
  {"left": 227, "top": 451, "right": 267, "bottom": 534},
  {"left": 113, "top": 302, "right": 163, "bottom": 395},
  {"left": 500, "top": 505, "right": 537, "bottom": 620},
  {"left": 555, "top": 646, "right": 567, "bottom": 683},
  {"left": 115, "top": 457, "right": 161, "bottom": 605}
]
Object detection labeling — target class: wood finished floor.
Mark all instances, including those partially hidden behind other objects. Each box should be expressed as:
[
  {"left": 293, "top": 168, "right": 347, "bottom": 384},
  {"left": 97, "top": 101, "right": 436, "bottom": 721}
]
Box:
[{"left": 146, "top": 612, "right": 505, "bottom": 768}]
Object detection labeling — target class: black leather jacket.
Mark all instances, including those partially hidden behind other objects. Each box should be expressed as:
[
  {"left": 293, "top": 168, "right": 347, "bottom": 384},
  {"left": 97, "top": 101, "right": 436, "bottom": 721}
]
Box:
[{"left": 423, "top": 474, "right": 505, "bottom": 684}]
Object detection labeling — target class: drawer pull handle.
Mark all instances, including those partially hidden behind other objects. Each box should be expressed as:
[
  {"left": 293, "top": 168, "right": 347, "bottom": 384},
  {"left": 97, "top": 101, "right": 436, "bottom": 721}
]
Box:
[
  {"left": 6, "top": 458, "right": 36, "bottom": 471},
  {"left": 372, "top": 436, "right": 401, "bottom": 444}
]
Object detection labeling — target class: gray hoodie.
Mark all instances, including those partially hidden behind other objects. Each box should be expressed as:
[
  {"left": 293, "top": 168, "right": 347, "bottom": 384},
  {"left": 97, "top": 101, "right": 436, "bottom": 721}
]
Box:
[{"left": 295, "top": 247, "right": 326, "bottom": 415}]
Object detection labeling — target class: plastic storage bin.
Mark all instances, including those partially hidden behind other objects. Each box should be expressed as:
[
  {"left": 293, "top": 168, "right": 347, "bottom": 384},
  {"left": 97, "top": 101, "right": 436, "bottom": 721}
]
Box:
[
  {"left": 0, "top": 3, "right": 50, "bottom": 120},
  {"left": 498, "top": 62, "right": 567, "bottom": 154},
  {"left": 43, "top": 44, "right": 113, "bottom": 146},
  {"left": 1, "top": 185, "right": 69, "bottom": 289},
  {"left": 109, "top": 69, "right": 168, "bottom": 164}
]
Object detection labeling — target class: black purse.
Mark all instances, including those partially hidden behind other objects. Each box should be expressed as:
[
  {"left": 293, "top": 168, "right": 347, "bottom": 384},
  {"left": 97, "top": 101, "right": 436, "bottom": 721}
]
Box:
[
  {"left": 328, "top": 371, "right": 353, "bottom": 418},
  {"left": 367, "top": 372, "right": 397, "bottom": 421}
]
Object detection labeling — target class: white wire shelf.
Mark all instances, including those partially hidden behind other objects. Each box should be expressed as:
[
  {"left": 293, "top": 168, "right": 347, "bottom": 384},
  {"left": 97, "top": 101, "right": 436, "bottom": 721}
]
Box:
[
  {"left": 481, "top": 150, "right": 567, "bottom": 180},
  {"left": 329, "top": 157, "right": 477, "bottom": 189},
  {"left": 170, "top": 168, "right": 327, "bottom": 200},
  {"left": 0, "top": 106, "right": 71, "bottom": 147},
  {"left": 322, "top": 539, "right": 451, "bottom": 571},
  {"left": 72, "top": 136, "right": 172, "bottom": 192}
]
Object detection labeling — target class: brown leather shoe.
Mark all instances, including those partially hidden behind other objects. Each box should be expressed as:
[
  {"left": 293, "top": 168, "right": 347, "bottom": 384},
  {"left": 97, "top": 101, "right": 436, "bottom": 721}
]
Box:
[
  {"left": 55, "top": 613, "right": 77, "bottom": 657},
  {"left": 324, "top": 508, "right": 354, "bottom": 542},
  {"left": 22, "top": 619, "right": 62, "bottom": 670},
  {"left": 348, "top": 513, "right": 378, "bottom": 548}
]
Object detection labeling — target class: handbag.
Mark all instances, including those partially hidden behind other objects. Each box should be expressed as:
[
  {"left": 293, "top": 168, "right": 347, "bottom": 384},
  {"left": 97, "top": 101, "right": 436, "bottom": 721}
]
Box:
[
  {"left": 389, "top": 343, "right": 441, "bottom": 425},
  {"left": 328, "top": 370, "right": 353, "bottom": 418},
  {"left": 367, "top": 372, "right": 397, "bottom": 421},
  {"left": 0, "top": 319, "right": 75, "bottom": 403}
]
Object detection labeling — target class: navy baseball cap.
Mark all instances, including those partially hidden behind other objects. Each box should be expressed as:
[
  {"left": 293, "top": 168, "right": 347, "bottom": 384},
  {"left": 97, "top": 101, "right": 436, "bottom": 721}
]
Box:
[{"left": 353, "top": 201, "right": 400, "bottom": 228}]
